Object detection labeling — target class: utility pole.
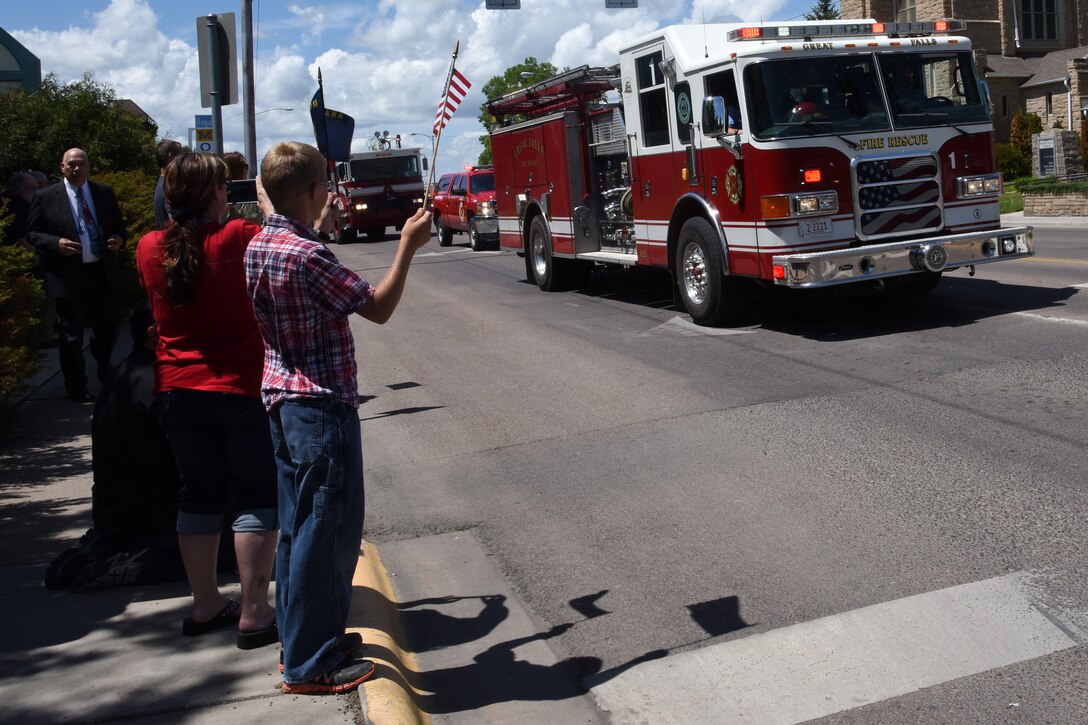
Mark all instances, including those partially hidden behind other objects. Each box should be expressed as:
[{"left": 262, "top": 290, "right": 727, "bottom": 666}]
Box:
[{"left": 241, "top": 0, "right": 256, "bottom": 176}]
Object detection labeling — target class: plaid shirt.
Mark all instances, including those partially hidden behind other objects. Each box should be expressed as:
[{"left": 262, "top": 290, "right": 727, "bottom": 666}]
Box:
[{"left": 245, "top": 214, "right": 374, "bottom": 410}]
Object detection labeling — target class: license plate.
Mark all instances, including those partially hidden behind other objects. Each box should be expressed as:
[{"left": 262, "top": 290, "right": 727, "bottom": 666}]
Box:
[{"left": 798, "top": 217, "right": 833, "bottom": 238}]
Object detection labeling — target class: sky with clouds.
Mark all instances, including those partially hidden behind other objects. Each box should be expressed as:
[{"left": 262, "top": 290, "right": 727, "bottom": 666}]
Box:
[{"left": 5, "top": 0, "right": 821, "bottom": 179}]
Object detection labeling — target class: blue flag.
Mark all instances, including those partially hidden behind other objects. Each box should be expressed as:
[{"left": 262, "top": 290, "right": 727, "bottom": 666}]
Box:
[{"left": 310, "top": 86, "right": 355, "bottom": 161}]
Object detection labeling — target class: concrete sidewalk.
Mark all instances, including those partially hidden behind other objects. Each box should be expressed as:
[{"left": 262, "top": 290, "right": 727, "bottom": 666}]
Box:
[{"left": 0, "top": 342, "right": 374, "bottom": 724}]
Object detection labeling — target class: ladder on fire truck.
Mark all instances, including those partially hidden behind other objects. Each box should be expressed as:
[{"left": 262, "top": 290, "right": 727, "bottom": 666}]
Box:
[{"left": 487, "top": 65, "right": 620, "bottom": 122}]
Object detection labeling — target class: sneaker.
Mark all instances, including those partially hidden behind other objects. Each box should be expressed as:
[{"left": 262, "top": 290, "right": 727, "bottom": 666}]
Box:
[
  {"left": 280, "top": 632, "right": 364, "bottom": 673},
  {"left": 282, "top": 658, "right": 377, "bottom": 695}
]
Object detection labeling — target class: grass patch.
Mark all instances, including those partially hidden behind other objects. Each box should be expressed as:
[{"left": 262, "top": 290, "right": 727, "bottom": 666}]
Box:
[{"left": 999, "top": 190, "right": 1024, "bottom": 213}]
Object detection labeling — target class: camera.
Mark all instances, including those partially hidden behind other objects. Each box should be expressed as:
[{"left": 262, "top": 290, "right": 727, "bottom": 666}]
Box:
[{"left": 227, "top": 179, "right": 258, "bottom": 204}]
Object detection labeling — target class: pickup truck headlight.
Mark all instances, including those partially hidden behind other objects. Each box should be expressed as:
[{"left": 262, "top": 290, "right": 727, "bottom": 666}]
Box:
[
  {"left": 957, "top": 173, "right": 1001, "bottom": 198},
  {"left": 475, "top": 200, "right": 497, "bottom": 217}
]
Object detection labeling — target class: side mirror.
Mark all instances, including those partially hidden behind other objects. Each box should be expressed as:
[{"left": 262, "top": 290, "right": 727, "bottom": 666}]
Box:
[
  {"left": 422, "top": 157, "right": 429, "bottom": 171},
  {"left": 702, "top": 96, "right": 728, "bottom": 137}
]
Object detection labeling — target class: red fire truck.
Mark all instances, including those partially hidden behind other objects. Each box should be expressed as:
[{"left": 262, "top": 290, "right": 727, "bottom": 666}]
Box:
[
  {"left": 332, "top": 143, "right": 427, "bottom": 243},
  {"left": 486, "top": 19, "right": 1035, "bottom": 325}
]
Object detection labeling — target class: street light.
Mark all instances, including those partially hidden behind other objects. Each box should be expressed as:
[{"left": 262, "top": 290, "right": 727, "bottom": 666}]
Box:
[{"left": 226, "top": 106, "right": 293, "bottom": 121}]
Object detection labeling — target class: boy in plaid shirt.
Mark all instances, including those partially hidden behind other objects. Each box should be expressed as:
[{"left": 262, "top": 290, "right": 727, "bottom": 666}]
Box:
[{"left": 245, "top": 141, "right": 430, "bottom": 694}]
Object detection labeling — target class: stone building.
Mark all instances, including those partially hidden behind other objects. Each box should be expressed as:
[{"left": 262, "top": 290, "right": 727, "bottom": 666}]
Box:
[{"left": 842, "top": 0, "right": 1088, "bottom": 142}]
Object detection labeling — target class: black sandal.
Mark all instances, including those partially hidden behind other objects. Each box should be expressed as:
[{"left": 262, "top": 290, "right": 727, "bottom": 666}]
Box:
[
  {"left": 182, "top": 599, "right": 241, "bottom": 636},
  {"left": 237, "top": 621, "right": 279, "bottom": 650}
]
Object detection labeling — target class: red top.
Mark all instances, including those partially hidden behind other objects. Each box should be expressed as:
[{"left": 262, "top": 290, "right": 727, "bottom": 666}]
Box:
[{"left": 137, "top": 219, "right": 265, "bottom": 398}]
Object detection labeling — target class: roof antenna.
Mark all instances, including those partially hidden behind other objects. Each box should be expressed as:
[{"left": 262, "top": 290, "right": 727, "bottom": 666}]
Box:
[{"left": 702, "top": 1, "right": 708, "bottom": 57}]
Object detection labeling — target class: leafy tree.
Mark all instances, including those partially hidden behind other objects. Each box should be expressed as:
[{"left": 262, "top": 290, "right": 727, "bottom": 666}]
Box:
[
  {"left": 1009, "top": 111, "right": 1042, "bottom": 159},
  {"left": 0, "top": 72, "right": 157, "bottom": 184},
  {"left": 96, "top": 170, "right": 158, "bottom": 307},
  {"left": 476, "top": 57, "right": 560, "bottom": 165},
  {"left": 804, "top": 0, "right": 840, "bottom": 20}
]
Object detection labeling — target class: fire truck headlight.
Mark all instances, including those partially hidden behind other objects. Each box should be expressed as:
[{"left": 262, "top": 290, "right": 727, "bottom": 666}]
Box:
[
  {"left": 413, "top": 197, "right": 424, "bottom": 204},
  {"left": 793, "top": 191, "right": 838, "bottom": 216},
  {"left": 476, "top": 200, "right": 497, "bottom": 217},
  {"left": 957, "top": 173, "right": 1002, "bottom": 198},
  {"left": 1000, "top": 236, "right": 1018, "bottom": 254},
  {"left": 354, "top": 203, "right": 367, "bottom": 211}
]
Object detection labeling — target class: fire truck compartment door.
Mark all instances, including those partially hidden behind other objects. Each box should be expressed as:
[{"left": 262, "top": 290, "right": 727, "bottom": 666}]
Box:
[{"left": 513, "top": 126, "right": 548, "bottom": 188}]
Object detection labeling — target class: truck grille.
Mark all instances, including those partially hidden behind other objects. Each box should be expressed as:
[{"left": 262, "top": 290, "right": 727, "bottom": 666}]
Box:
[{"left": 853, "top": 154, "right": 942, "bottom": 239}]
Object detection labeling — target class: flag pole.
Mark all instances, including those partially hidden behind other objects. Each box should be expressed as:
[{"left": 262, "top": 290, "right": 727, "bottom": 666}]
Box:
[
  {"left": 317, "top": 68, "right": 336, "bottom": 185},
  {"left": 425, "top": 40, "right": 459, "bottom": 208}
]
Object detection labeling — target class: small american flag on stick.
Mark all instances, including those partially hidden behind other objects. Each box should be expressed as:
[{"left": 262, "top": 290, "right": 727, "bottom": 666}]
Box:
[{"left": 433, "top": 68, "right": 472, "bottom": 136}]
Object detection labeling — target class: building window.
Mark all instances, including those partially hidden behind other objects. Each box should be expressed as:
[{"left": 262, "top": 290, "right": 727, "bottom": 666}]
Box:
[
  {"left": 1045, "top": 93, "right": 1053, "bottom": 115},
  {"left": 1021, "top": 0, "right": 1058, "bottom": 41},
  {"left": 1002, "top": 96, "right": 1008, "bottom": 118},
  {"left": 896, "top": 0, "right": 916, "bottom": 23}
]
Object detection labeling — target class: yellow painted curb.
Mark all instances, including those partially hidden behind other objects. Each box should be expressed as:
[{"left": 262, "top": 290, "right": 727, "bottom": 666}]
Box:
[{"left": 351, "top": 540, "right": 428, "bottom": 725}]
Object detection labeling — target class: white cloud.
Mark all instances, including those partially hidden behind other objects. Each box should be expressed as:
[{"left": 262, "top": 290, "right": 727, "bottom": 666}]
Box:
[{"left": 6, "top": 0, "right": 802, "bottom": 177}]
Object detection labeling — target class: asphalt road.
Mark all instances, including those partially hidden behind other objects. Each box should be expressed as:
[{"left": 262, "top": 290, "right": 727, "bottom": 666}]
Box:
[{"left": 342, "top": 223, "right": 1088, "bottom": 723}]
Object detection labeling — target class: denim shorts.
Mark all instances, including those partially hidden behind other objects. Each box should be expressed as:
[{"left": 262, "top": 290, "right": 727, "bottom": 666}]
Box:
[{"left": 159, "top": 389, "right": 277, "bottom": 535}]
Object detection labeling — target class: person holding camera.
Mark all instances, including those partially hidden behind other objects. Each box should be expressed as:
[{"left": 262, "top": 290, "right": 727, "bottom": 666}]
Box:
[
  {"left": 223, "top": 152, "right": 264, "bottom": 225},
  {"left": 136, "top": 151, "right": 280, "bottom": 649}
]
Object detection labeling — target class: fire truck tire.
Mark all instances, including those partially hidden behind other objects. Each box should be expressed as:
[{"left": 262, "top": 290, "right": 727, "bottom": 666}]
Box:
[
  {"left": 675, "top": 217, "right": 743, "bottom": 326},
  {"left": 365, "top": 227, "right": 386, "bottom": 242},
  {"left": 337, "top": 226, "right": 357, "bottom": 244},
  {"left": 469, "top": 218, "right": 483, "bottom": 251},
  {"left": 436, "top": 218, "right": 453, "bottom": 247},
  {"left": 528, "top": 215, "right": 574, "bottom": 291}
]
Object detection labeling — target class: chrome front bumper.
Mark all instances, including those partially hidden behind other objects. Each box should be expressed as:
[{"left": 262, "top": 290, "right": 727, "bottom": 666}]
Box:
[
  {"left": 770, "top": 227, "right": 1035, "bottom": 288},
  {"left": 474, "top": 216, "right": 499, "bottom": 237}
]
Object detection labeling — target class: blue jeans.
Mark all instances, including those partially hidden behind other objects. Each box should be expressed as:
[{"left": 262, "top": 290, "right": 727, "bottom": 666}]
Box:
[
  {"left": 159, "top": 389, "right": 277, "bottom": 534},
  {"left": 270, "top": 398, "right": 364, "bottom": 683}
]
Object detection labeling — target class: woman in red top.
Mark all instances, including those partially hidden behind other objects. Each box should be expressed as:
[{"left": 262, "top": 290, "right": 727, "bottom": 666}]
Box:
[{"left": 137, "top": 152, "right": 277, "bottom": 649}]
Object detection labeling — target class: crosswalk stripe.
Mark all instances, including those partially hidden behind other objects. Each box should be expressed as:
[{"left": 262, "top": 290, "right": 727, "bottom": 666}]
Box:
[{"left": 589, "top": 572, "right": 1086, "bottom": 724}]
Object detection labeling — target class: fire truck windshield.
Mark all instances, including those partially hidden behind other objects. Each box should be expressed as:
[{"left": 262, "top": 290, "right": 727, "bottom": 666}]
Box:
[
  {"left": 745, "top": 51, "right": 989, "bottom": 140},
  {"left": 349, "top": 156, "right": 420, "bottom": 182}
]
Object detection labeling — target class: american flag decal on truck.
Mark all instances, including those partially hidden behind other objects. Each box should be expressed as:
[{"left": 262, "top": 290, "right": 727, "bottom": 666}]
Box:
[{"left": 854, "top": 154, "right": 942, "bottom": 238}]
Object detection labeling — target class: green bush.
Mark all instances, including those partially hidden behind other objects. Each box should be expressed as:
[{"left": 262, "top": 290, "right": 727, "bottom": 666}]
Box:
[
  {"left": 995, "top": 143, "right": 1030, "bottom": 181},
  {"left": 0, "top": 207, "right": 43, "bottom": 405},
  {"left": 1009, "top": 112, "right": 1042, "bottom": 158},
  {"left": 95, "top": 169, "right": 158, "bottom": 308},
  {"left": 1017, "top": 177, "right": 1088, "bottom": 194}
]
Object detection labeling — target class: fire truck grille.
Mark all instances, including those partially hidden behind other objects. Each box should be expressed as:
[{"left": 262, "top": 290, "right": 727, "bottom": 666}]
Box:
[{"left": 854, "top": 154, "right": 942, "bottom": 239}]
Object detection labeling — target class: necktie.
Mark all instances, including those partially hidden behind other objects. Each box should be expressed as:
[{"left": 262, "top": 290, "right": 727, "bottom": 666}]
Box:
[{"left": 77, "top": 186, "right": 102, "bottom": 257}]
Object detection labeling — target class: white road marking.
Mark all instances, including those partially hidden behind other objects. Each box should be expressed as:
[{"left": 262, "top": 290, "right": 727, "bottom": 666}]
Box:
[
  {"left": 646, "top": 317, "right": 756, "bottom": 336},
  {"left": 1014, "top": 311, "right": 1088, "bottom": 327},
  {"left": 589, "top": 572, "right": 1086, "bottom": 725}
]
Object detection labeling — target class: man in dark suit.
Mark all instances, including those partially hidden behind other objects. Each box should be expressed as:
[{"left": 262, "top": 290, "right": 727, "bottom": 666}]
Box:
[{"left": 27, "top": 148, "right": 127, "bottom": 403}]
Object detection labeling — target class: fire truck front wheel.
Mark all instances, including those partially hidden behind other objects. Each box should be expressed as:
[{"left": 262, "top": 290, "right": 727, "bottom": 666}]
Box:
[
  {"left": 337, "top": 225, "right": 357, "bottom": 244},
  {"left": 675, "top": 217, "right": 745, "bottom": 326}
]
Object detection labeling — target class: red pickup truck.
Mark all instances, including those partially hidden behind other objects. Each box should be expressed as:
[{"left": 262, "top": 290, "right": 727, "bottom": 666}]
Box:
[{"left": 431, "top": 166, "right": 498, "bottom": 251}]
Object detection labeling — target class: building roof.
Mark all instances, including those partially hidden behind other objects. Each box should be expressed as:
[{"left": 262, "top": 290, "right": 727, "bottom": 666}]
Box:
[
  {"left": 984, "top": 54, "right": 1038, "bottom": 78},
  {"left": 116, "top": 98, "right": 157, "bottom": 131},
  {"left": 1020, "top": 46, "right": 1088, "bottom": 88}
]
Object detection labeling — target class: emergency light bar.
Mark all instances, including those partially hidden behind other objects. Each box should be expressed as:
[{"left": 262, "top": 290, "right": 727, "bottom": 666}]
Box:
[{"left": 725, "top": 19, "right": 965, "bottom": 42}]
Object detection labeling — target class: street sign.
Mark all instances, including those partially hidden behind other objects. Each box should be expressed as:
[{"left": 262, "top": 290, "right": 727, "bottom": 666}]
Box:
[
  {"left": 195, "top": 115, "right": 212, "bottom": 128},
  {"left": 196, "top": 13, "right": 238, "bottom": 108},
  {"left": 195, "top": 127, "right": 215, "bottom": 152}
]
